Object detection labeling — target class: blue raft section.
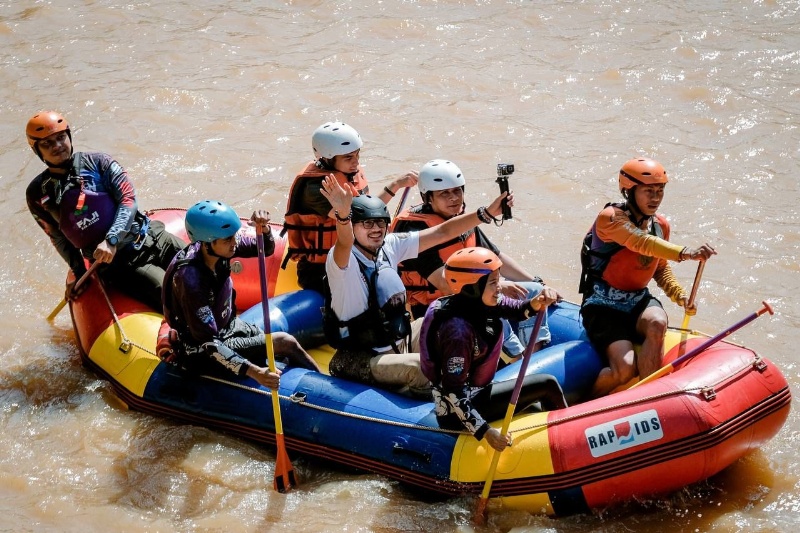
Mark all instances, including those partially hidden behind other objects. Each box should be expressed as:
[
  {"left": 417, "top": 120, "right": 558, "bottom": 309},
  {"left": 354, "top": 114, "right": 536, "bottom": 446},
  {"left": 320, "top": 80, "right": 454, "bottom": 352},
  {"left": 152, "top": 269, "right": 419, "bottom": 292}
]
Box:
[{"left": 141, "top": 293, "right": 603, "bottom": 484}]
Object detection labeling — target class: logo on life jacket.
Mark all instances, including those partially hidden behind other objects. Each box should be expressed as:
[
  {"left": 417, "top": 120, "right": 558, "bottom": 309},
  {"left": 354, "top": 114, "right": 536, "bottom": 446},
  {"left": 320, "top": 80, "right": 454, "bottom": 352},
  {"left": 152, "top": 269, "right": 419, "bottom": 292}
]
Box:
[
  {"left": 75, "top": 210, "right": 101, "bottom": 231},
  {"left": 584, "top": 409, "right": 663, "bottom": 458}
]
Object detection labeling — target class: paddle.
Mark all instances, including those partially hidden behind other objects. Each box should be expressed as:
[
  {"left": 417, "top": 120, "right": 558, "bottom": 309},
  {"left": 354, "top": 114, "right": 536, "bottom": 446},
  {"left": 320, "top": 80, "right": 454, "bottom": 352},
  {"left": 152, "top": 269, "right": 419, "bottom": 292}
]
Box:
[
  {"left": 677, "top": 260, "right": 706, "bottom": 356},
  {"left": 393, "top": 186, "right": 411, "bottom": 219},
  {"left": 475, "top": 308, "right": 546, "bottom": 524},
  {"left": 633, "top": 301, "right": 774, "bottom": 389},
  {"left": 46, "top": 261, "right": 101, "bottom": 322},
  {"left": 681, "top": 260, "right": 706, "bottom": 331},
  {"left": 256, "top": 224, "right": 297, "bottom": 493}
]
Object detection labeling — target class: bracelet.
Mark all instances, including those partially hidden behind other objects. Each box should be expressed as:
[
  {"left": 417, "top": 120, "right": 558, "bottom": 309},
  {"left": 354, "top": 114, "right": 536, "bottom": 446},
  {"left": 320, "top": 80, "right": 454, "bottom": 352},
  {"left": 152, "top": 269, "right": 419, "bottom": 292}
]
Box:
[
  {"left": 476, "top": 206, "right": 493, "bottom": 224},
  {"left": 679, "top": 246, "right": 688, "bottom": 261},
  {"left": 383, "top": 186, "right": 396, "bottom": 198},
  {"left": 334, "top": 210, "right": 352, "bottom": 223}
]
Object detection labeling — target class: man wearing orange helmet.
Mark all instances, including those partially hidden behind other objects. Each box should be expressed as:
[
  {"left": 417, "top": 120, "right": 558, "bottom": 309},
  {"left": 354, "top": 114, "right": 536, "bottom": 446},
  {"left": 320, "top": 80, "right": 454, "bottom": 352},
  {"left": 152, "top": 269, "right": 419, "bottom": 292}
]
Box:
[
  {"left": 419, "top": 247, "right": 567, "bottom": 452},
  {"left": 579, "top": 157, "right": 716, "bottom": 397},
  {"left": 24, "top": 111, "right": 184, "bottom": 310}
]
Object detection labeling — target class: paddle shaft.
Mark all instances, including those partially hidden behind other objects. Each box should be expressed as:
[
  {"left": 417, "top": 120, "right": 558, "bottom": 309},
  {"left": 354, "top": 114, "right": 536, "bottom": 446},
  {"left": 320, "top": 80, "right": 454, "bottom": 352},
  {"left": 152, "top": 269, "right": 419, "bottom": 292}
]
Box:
[
  {"left": 680, "top": 260, "right": 706, "bottom": 330},
  {"left": 256, "top": 225, "right": 296, "bottom": 492},
  {"left": 634, "top": 301, "right": 774, "bottom": 388},
  {"left": 393, "top": 186, "right": 411, "bottom": 219},
  {"left": 47, "top": 261, "right": 101, "bottom": 321},
  {"left": 476, "top": 308, "right": 546, "bottom": 522}
]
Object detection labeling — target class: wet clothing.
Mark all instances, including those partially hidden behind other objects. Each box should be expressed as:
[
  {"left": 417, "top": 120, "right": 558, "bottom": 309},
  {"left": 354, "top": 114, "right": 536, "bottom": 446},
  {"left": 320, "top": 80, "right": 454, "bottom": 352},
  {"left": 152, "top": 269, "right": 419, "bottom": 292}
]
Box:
[
  {"left": 162, "top": 231, "right": 277, "bottom": 377},
  {"left": 580, "top": 202, "right": 686, "bottom": 350},
  {"left": 325, "top": 232, "right": 430, "bottom": 392},
  {"left": 420, "top": 294, "right": 566, "bottom": 440},
  {"left": 282, "top": 161, "right": 369, "bottom": 292},
  {"left": 26, "top": 151, "right": 183, "bottom": 309}
]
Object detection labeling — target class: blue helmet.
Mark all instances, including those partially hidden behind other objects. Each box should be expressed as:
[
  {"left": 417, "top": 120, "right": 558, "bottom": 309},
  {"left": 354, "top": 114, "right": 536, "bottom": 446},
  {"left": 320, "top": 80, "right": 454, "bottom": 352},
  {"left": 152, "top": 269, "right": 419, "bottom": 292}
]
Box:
[{"left": 185, "top": 200, "right": 242, "bottom": 243}]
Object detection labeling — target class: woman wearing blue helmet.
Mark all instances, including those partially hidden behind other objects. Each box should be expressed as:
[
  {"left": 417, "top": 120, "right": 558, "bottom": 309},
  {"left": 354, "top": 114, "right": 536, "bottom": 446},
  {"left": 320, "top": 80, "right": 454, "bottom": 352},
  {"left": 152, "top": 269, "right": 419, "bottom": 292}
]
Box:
[{"left": 162, "top": 200, "right": 320, "bottom": 389}]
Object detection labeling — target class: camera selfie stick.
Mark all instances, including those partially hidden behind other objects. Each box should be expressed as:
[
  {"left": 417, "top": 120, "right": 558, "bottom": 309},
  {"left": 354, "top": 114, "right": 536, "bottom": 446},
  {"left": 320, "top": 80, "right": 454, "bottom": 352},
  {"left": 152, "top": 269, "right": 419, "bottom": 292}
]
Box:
[{"left": 496, "top": 163, "right": 514, "bottom": 220}]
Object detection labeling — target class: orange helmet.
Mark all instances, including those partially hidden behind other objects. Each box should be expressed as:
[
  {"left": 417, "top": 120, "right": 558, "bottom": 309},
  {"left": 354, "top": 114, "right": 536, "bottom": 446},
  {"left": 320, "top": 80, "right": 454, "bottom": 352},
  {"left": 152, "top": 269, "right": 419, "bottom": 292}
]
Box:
[
  {"left": 444, "top": 247, "right": 503, "bottom": 295},
  {"left": 618, "top": 158, "right": 668, "bottom": 191},
  {"left": 26, "top": 111, "right": 71, "bottom": 161}
]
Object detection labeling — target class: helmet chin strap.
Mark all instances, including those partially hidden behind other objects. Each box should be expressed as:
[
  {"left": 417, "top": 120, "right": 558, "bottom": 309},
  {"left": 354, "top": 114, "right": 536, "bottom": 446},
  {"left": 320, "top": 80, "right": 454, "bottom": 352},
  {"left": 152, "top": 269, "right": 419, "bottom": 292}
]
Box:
[
  {"left": 460, "top": 274, "right": 489, "bottom": 300},
  {"left": 45, "top": 157, "right": 74, "bottom": 171},
  {"left": 354, "top": 238, "right": 380, "bottom": 260},
  {"left": 318, "top": 158, "right": 358, "bottom": 180},
  {"left": 623, "top": 188, "right": 651, "bottom": 226},
  {"left": 203, "top": 241, "right": 227, "bottom": 259},
  {"left": 38, "top": 131, "right": 74, "bottom": 169}
]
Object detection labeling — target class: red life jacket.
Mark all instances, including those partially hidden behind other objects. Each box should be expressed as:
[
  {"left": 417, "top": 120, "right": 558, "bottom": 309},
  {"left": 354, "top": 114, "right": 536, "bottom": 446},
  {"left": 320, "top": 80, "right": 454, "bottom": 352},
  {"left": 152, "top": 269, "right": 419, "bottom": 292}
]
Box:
[
  {"left": 391, "top": 206, "right": 476, "bottom": 311},
  {"left": 281, "top": 161, "right": 368, "bottom": 267}
]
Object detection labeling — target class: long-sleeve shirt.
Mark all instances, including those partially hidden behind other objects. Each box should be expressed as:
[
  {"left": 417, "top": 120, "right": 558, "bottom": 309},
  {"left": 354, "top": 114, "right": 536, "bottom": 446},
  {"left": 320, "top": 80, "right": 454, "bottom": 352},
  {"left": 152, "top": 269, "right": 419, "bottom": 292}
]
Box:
[
  {"left": 26, "top": 151, "right": 140, "bottom": 277},
  {"left": 165, "top": 232, "right": 274, "bottom": 348},
  {"left": 593, "top": 204, "right": 686, "bottom": 303},
  {"left": 420, "top": 294, "right": 533, "bottom": 440}
]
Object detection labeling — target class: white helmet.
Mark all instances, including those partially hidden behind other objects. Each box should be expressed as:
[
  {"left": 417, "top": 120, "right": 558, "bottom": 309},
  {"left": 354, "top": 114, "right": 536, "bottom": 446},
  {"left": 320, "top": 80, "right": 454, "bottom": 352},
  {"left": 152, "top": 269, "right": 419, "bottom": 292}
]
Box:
[
  {"left": 312, "top": 122, "right": 363, "bottom": 160},
  {"left": 418, "top": 159, "right": 466, "bottom": 196}
]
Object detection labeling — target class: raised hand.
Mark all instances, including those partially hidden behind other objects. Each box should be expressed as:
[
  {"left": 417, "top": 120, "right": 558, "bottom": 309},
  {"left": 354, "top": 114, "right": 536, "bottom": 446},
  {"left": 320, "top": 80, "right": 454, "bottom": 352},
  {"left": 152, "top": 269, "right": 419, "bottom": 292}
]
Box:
[{"left": 320, "top": 173, "right": 354, "bottom": 216}]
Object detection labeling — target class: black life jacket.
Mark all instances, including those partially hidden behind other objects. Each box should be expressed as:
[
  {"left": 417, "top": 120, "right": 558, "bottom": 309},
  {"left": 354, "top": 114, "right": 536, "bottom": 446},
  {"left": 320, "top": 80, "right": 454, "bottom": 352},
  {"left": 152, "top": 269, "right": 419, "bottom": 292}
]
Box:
[{"left": 322, "top": 256, "right": 411, "bottom": 354}]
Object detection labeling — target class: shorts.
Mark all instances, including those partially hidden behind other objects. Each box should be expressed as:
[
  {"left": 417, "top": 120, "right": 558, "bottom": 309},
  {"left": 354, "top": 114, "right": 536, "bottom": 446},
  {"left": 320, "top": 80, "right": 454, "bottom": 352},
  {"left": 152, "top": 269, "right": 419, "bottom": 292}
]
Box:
[{"left": 581, "top": 294, "right": 663, "bottom": 353}]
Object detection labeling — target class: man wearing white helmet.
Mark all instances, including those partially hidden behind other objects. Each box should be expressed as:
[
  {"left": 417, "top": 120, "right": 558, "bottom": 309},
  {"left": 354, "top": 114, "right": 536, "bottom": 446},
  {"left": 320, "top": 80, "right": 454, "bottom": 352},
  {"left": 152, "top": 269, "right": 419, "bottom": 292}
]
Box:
[
  {"left": 281, "top": 122, "right": 418, "bottom": 293},
  {"left": 390, "top": 159, "right": 560, "bottom": 357}
]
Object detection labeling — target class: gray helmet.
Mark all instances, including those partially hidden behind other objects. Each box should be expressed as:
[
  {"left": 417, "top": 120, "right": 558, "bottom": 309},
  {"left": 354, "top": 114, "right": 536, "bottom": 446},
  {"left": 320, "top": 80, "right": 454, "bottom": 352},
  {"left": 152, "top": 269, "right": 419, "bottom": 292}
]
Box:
[{"left": 351, "top": 195, "right": 390, "bottom": 223}]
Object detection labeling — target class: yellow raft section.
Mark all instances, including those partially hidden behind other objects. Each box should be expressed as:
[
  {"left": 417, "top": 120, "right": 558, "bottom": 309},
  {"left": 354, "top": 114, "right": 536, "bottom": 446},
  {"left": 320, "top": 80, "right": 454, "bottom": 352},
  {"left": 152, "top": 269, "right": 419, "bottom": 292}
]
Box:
[
  {"left": 87, "top": 248, "right": 311, "bottom": 399},
  {"left": 87, "top": 311, "right": 163, "bottom": 400},
  {"left": 445, "top": 328, "right": 694, "bottom": 513}
]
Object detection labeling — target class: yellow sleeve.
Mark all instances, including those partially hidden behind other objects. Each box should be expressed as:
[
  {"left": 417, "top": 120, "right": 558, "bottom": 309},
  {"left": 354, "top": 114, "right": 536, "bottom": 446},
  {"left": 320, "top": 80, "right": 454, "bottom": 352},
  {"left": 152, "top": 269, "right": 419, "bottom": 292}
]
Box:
[
  {"left": 595, "top": 207, "right": 684, "bottom": 261},
  {"left": 653, "top": 261, "right": 686, "bottom": 304}
]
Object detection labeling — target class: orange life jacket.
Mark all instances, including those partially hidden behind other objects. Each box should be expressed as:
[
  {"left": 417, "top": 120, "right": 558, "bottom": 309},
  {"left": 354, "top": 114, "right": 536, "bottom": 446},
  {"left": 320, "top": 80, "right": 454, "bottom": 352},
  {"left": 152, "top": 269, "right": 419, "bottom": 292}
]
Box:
[
  {"left": 281, "top": 161, "right": 368, "bottom": 267},
  {"left": 391, "top": 206, "right": 476, "bottom": 311}
]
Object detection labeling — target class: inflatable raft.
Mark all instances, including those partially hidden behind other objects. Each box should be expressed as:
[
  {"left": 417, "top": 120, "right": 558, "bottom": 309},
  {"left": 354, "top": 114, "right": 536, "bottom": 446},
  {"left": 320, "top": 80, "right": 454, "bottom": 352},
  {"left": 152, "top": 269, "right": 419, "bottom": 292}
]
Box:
[{"left": 67, "top": 209, "right": 791, "bottom": 516}]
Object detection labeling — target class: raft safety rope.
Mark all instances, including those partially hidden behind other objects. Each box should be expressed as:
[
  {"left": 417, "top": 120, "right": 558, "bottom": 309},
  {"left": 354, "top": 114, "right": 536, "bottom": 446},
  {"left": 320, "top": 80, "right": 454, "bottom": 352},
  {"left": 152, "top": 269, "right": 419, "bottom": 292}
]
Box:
[
  {"left": 95, "top": 275, "right": 137, "bottom": 354},
  {"left": 196, "top": 351, "right": 766, "bottom": 438},
  {"left": 95, "top": 290, "right": 765, "bottom": 437}
]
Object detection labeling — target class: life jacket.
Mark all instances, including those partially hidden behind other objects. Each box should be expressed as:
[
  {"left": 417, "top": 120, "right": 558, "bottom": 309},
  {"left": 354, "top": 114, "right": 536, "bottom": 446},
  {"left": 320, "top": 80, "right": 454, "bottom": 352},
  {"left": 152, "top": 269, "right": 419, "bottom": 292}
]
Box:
[
  {"left": 281, "top": 161, "right": 368, "bottom": 268},
  {"left": 419, "top": 295, "right": 503, "bottom": 387},
  {"left": 162, "top": 242, "right": 237, "bottom": 344},
  {"left": 391, "top": 205, "right": 476, "bottom": 312},
  {"left": 37, "top": 152, "right": 148, "bottom": 252},
  {"left": 579, "top": 202, "right": 670, "bottom": 295},
  {"left": 38, "top": 154, "right": 118, "bottom": 250},
  {"left": 322, "top": 253, "right": 412, "bottom": 354}
]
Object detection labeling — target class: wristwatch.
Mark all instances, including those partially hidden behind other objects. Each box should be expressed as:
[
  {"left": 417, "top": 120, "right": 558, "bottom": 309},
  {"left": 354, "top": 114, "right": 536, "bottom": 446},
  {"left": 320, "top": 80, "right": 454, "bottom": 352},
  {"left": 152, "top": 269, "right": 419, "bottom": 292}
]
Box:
[{"left": 106, "top": 235, "right": 119, "bottom": 247}]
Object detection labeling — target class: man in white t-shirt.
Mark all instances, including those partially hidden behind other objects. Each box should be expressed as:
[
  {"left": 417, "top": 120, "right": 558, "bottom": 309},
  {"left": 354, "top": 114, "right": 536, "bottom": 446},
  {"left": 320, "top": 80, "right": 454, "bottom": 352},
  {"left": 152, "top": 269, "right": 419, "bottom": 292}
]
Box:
[{"left": 320, "top": 174, "right": 510, "bottom": 394}]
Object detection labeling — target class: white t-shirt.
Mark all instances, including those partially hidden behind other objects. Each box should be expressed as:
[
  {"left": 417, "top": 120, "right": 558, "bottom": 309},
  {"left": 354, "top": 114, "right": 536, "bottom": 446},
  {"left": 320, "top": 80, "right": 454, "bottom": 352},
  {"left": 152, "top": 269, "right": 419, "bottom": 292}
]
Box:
[{"left": 326, "top": 232, "right": 420, "bottom": 322}]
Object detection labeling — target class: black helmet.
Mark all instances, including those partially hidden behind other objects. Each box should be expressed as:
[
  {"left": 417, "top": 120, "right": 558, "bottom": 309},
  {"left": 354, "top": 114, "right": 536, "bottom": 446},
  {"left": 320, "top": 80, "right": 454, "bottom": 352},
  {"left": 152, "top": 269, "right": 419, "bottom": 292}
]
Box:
[{"left": 351, "top": 195, "right": 390, "bottom": 223}]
